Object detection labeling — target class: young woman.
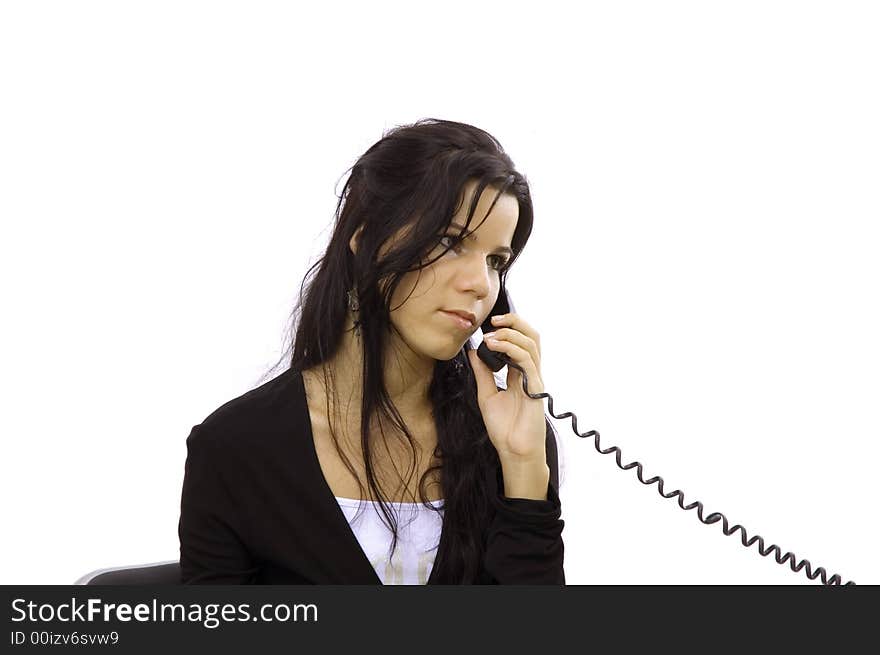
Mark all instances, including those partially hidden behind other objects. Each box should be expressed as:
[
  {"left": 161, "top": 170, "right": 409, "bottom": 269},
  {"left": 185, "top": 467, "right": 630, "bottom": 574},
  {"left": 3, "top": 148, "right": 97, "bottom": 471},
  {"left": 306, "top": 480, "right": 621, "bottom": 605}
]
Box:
[{"left": 178, "top": 118, "right": 564, "bottom": 584}]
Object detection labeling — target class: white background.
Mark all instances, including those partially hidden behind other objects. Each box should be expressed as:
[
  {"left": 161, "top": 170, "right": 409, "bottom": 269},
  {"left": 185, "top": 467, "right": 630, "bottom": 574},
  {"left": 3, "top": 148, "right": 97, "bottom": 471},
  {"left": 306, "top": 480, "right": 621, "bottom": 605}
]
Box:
[{"left": 1, "top": 1, "right": 876, "bottom": 585}]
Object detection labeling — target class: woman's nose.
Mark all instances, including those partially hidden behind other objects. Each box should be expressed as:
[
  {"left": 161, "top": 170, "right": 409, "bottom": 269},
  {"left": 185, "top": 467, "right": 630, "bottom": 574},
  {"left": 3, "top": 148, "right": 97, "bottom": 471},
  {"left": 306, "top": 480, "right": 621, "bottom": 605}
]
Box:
[{"left": 456, "top": 253, "right": 493, "bottom": 295}]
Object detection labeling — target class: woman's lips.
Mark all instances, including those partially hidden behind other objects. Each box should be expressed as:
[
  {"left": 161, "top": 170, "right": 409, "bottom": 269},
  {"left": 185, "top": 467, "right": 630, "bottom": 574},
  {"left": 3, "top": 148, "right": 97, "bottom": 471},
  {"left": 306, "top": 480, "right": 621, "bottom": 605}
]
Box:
[{"left": 439, "top": 310, "right": 474, "bottom": 331}]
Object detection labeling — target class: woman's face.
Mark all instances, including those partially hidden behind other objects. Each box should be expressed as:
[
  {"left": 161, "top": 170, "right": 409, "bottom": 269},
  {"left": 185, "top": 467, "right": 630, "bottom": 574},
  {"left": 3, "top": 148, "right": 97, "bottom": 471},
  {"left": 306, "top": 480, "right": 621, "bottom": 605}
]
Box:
[{"left": 383, "top": 180, "right": 519, "bottom": 363}]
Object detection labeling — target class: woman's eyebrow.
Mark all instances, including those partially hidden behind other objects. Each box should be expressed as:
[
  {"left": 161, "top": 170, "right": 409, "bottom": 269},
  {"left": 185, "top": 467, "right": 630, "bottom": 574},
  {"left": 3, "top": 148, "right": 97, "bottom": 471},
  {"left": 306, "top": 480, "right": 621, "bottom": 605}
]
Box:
[{"left": 448, "top": 221, "right": 513, "bottom": 256}]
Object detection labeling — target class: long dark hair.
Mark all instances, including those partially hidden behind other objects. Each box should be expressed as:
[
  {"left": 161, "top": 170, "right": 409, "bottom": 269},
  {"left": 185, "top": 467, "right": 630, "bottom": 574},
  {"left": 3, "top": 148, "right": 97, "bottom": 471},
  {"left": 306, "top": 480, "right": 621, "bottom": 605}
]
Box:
[{"left": 261, "top": 118, "right": 550, "bottom": 583}]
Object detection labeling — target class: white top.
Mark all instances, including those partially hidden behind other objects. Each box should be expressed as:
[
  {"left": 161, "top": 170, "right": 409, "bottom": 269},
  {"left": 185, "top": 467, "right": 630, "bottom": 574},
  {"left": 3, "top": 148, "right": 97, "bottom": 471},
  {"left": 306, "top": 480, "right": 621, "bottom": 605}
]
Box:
[{"left": 334, "top": 496, "right": 445, "bottom": 585}]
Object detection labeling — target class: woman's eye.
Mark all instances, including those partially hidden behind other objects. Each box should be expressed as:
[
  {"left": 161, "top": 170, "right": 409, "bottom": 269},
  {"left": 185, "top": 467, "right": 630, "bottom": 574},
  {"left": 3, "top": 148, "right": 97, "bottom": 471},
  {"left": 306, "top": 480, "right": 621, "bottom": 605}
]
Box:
[
  {"left": 439, "top": 235, "right": 458, "bottom": 249},
  {"left": 438, "top": 235, "right": 509, "bottom": 271},
  {"left": 488, "top": 255, "right": 510, "bottom": 271}
]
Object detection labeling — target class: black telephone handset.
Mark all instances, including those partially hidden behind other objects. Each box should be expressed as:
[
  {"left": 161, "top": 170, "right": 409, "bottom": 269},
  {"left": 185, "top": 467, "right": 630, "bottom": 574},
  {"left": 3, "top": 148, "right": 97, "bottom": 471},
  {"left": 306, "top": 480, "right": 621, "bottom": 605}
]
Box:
[
  {"left": 476, "top": 286, "right": 515, "bottom": 373},
  {"left": 475, "top": 287, "right": 854, "bottom": 585}
]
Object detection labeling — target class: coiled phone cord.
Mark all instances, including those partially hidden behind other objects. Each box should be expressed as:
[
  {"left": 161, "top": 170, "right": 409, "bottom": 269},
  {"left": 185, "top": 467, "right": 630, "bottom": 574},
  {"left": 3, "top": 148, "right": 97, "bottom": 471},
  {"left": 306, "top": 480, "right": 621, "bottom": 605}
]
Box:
[{"left": 488, "top": 354, "right": 856, "bottom": 586}]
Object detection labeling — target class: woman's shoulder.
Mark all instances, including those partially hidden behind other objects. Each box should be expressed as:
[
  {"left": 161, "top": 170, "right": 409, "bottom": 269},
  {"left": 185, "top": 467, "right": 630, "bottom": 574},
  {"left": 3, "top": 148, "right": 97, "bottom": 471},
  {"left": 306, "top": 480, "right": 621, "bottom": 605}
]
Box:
[{"left": 186, "top": 366, "right": 307, "bottom": 460}]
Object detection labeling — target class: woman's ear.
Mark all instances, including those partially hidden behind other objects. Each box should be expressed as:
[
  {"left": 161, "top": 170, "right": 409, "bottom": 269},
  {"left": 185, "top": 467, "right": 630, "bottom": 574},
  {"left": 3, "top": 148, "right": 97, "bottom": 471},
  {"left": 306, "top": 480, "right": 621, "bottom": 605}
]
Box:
[{"left": 349, "top": 224, "right": 365, "bottom": 255}]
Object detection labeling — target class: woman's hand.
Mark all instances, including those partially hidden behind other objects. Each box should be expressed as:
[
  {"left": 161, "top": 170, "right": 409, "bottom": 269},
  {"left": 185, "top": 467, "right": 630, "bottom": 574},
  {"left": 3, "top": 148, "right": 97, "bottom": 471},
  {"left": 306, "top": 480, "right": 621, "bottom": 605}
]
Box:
[{"left": 467, "top": 311, "right": 547, "bottom": 463}]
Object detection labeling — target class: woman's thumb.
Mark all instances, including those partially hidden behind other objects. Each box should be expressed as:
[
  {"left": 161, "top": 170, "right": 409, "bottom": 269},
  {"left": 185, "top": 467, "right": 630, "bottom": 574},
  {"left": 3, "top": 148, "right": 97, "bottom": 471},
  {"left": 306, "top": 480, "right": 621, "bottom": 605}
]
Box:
[{"left": 468, "top": 348, "right": 494, "bottom": 405}]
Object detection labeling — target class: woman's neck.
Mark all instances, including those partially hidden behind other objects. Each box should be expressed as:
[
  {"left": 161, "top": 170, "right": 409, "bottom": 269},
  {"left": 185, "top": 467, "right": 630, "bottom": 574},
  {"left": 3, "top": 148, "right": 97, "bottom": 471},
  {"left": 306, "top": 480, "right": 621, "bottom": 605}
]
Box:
[{"left": 314, "top": 312, "right": 436, "bottom": 426}]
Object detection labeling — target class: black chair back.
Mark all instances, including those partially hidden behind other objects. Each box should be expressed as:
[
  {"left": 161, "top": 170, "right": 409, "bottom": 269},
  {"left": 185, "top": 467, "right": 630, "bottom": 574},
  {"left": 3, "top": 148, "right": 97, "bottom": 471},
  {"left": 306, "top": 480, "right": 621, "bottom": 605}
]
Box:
[{"left": 76, "top": 561, "right": 180, "bottom": 585}]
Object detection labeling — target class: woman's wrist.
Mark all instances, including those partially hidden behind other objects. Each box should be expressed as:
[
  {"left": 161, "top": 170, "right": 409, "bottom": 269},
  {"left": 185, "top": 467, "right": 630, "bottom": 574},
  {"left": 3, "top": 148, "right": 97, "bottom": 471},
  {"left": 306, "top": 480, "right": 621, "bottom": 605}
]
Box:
[{"left": 499, "top": 456, "right": 550, "bottom": 501}]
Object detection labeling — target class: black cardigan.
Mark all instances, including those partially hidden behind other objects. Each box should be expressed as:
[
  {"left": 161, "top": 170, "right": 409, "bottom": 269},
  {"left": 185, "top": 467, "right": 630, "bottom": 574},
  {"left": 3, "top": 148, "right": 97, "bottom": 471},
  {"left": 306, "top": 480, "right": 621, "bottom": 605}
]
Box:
[{"left": 178, "top": 366, "right": 564, "bottom": 584}]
